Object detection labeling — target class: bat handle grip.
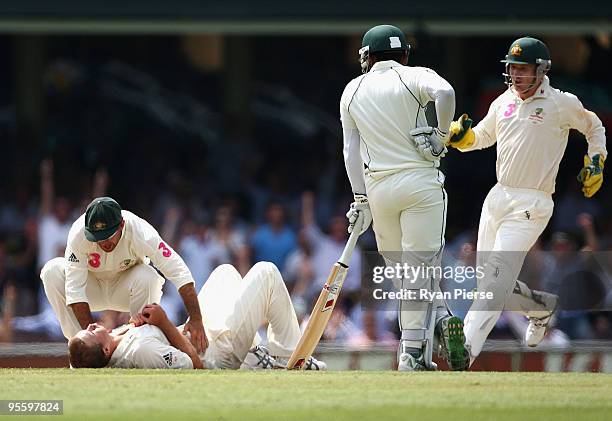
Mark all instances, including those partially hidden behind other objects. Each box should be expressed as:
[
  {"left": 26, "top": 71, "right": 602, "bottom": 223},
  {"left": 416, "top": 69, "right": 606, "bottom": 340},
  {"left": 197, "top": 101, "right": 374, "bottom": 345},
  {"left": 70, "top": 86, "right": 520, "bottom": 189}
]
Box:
[{"left": 338, "top": 212, "right": 364, "bottom": 266}]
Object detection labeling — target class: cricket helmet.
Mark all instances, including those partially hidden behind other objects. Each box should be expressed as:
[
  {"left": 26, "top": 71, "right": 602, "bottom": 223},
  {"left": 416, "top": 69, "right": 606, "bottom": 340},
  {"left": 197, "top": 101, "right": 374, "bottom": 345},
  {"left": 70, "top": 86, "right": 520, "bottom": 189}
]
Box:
[
  {"left": 359, "top": 25, "right": 410, "bottom": 73},
  {"left": 501, "top": 37, "right": 551, "bottom": 89}
]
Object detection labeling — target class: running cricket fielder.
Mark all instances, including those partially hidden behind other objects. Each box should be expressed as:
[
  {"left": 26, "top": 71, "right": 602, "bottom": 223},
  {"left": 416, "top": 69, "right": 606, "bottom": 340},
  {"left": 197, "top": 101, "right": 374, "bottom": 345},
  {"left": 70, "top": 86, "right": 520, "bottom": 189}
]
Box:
[
  {"left": 341, "top": 24, "right": 468, "bottom": 371},
  {"left": 68, "top": 262, "right": 325, "bottom": 370},
  {"left": 40, "top": 197, "right": 207, "bottom": 352},
  {"left": 447, "top": 37, "right": 607, "bottom": 365}
]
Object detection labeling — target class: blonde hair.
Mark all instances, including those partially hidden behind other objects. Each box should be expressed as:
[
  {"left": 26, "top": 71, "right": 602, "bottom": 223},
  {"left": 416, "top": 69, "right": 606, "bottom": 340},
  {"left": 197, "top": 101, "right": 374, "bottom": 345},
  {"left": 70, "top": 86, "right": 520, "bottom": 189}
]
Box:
[{"left": 68, "top": 337, "right": 110, "bottom": 368}]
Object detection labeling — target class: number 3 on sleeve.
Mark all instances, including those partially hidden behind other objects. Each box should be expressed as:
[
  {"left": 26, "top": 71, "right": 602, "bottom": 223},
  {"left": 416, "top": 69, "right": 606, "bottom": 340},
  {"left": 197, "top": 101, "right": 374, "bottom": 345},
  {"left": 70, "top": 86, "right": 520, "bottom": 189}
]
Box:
[{"left": 158, "top": 242, "right": 172, "bottom": 257}]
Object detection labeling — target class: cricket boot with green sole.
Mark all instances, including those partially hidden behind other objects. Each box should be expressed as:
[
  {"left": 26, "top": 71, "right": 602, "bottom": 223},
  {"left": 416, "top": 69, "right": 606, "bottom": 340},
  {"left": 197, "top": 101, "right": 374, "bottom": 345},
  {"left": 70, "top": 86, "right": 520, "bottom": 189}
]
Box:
[{"left": 436, "top": 315, "right": 470, "bottom": 371}]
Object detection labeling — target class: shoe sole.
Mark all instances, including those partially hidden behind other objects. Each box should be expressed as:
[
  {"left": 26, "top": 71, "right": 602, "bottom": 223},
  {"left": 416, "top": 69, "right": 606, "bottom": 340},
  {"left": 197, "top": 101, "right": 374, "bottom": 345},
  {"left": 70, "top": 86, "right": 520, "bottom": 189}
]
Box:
[{"left": 446, "top": 316, "right": 469, "bottom": 371}]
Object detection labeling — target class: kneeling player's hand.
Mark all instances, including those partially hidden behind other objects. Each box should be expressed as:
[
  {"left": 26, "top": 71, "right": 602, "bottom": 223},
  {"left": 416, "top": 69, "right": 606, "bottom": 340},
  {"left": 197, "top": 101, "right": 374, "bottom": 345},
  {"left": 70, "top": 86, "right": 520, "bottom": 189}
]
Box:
[
  {"left": 141, "top": 303, "right": 169, "bottom": 327},
  {"left": 410, "top": 127, "right": 448, "bottom": 162},
  {"left": 129, "top": 313, "right": 146, "bottom": 327},
  {"left": 183, "top": 318, "right": 208, "bottom": 353},
  {"left": 577, "top": 154, "right": 605, "bottom": 198},
  {"left": 346, "top": 194, "right": 372, "bottom": 235}
]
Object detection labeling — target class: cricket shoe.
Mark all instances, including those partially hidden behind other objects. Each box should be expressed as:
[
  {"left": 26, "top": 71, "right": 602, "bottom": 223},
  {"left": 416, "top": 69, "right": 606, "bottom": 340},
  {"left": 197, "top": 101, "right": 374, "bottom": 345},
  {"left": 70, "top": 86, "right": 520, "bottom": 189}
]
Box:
[
  {"left": 398, "top": 352, "right": 437, "bottom": 371},
  {"left": 302, "top": 356, "right": 327, "bottom": 371},
  {"left": 436, "top": 315, "right": 470, "bottom": 371},
  {"left": 397, "top": 342, "right": 437, "bottom": 372},
  {"left": 276, "top": 355, "right": 328, "bottom": 370},
  {"left": 241, "top": 346, "right": 285, "bottom": 370},
  {"left": 526, "top": 292, "right": 559, "bottom": 347}
]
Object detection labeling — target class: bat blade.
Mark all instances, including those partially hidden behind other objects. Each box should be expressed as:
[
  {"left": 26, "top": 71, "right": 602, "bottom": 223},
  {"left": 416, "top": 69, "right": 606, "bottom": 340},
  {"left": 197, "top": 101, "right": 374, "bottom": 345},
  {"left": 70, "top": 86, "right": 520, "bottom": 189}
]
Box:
[
  {"left": 286, "top": 262, "right": 349, "bottom": 369},
  {"left": 286, "top": 212, "right": 363, "bottom": 370}
]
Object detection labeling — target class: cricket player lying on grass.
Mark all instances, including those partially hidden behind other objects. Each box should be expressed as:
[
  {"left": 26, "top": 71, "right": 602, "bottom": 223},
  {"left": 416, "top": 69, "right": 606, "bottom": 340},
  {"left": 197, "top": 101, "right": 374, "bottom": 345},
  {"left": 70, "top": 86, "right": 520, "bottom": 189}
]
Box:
[{"left": 68, "top": 262, "right": 325, "bottom": 370}]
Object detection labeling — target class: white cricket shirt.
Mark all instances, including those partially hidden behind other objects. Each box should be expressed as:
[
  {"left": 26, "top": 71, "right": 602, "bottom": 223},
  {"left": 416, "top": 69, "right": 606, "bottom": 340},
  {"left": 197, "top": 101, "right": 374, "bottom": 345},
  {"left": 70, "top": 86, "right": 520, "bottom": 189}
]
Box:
[
  {"left": 465, "top": 77, "right": 607, "bottom": 194},
  {"left": 64, "top": 210, "right": 195, "bottom": 305},
  {"left": 340, "top": 60, "right": 455, "bottom": 190},
  {"left": 108, "top": 324, "right": 193, "bottom": 369}
]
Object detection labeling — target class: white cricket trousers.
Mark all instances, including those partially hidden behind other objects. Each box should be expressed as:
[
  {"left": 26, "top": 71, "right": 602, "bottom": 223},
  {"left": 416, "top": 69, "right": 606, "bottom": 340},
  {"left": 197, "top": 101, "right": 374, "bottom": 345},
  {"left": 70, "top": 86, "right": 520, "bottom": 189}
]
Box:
[
  {"left": 366, "top": 167, "right": 448, "bottom": 350},
  {"left": 464, "top": 183, "right": 554, "bottom": 359},
  {"left": 40, "top": 257, "right": 164, "bottom": 339},
  {"left": 197, "top": 262, "right": 301, "bottom": 369}
]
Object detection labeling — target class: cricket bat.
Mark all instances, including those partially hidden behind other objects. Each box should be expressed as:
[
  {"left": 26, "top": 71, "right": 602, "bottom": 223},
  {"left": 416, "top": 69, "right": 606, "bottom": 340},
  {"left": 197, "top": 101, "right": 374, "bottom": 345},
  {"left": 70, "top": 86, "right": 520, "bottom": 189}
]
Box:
[{"left": 286, "top": 213, "right": 364, "bottom": 369}]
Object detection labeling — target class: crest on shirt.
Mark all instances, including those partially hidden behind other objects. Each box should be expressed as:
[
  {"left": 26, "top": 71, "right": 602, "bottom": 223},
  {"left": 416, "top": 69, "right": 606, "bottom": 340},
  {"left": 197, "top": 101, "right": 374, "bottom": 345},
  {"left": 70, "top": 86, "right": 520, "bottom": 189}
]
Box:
[
  {"left": 528, "top": 107, "right": 545, "bottom": 122},
  {"left": 119, "top": 259, "right": 133, "bottom": 270},
  {"left": 511, "top": 44, "right": 522, "bottom": 56}
]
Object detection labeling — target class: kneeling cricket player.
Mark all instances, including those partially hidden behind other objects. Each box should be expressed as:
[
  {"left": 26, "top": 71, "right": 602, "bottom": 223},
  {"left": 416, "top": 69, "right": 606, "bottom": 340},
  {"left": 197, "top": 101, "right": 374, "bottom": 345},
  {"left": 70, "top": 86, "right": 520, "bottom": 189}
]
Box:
[{"left": 68, "top": 262, "right": 325, "bottom": 370}]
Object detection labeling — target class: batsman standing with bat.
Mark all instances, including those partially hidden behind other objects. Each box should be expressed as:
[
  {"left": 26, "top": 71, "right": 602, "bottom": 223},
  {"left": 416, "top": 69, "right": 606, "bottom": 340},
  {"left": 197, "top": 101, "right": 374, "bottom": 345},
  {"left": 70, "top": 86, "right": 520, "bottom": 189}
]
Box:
[
  {"left": 340, "top": 24, "right": 469, "bottom": 371},
  {"left": 447, "top": 37, "right": 607, "bottom": 366}
]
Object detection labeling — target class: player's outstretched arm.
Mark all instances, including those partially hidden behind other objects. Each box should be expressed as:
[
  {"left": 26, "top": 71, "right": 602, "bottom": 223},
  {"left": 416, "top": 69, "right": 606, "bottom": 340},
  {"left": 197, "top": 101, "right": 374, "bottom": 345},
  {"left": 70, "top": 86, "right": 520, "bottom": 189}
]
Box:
[
  {"left": 449, "top": 99, "right": 499, "bottom": 152},
  {"left": 132, "top": 216, "right": 207, "bottom": 352},
  {"left": 178, "top": 283, "right": 208, "bottom": 353},
  {"left": 70, "top": 302, "right": 94, "bottom": 329}
]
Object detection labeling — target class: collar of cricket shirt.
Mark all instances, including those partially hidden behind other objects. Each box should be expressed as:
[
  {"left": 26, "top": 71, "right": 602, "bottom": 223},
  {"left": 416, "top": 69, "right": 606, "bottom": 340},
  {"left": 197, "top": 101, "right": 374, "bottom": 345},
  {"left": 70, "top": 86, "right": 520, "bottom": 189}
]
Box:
[
  {"left": 370, "top": 60, "right": 402, "bottom": 71},
  {"left": 531, "top": 76, "right": 551, "bottom": 99},
  {"left": 512, "top": 76, "right": 551, "bottom": 102}
]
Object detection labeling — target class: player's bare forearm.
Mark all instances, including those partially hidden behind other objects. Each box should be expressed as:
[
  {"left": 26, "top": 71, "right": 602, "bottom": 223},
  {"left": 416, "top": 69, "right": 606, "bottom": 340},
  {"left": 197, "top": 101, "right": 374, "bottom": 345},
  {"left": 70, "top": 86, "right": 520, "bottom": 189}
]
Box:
[
  {"left": 178, "top": 282, "right": 208, "bottom": 352},
  {"left": 178, "top": 283, "right": 202, "bottom": 322},
  {"left": 159, "top": 319, "right": 204, "bottom": 369},
  {"left": 70, "top": 302, "right": 94, "bottom": 329}
]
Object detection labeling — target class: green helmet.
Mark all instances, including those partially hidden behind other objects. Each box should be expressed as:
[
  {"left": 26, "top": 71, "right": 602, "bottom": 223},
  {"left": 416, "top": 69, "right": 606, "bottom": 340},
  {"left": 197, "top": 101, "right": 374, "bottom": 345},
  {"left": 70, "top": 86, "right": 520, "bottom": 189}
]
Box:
[
  {"left": 501, "top": 37, "right": 551, "bottom": 89},
  {"left": 359, "top": 25, "right": 410, "bottom": 73},
  {"left": 501, "top": 37, "right": 551, "bottom": 66}
]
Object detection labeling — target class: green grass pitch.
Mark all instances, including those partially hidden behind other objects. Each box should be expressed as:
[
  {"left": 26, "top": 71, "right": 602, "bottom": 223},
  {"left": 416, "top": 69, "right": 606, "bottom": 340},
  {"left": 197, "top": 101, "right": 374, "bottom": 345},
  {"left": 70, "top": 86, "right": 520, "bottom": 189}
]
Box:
[{"left": 1, "top": 369, "right": 611, "bottom": 420}]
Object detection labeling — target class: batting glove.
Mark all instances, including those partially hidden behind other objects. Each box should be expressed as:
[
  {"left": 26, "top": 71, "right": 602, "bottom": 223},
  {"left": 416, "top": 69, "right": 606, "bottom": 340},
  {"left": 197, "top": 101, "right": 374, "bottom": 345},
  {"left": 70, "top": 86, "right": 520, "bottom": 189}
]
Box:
[
  {"left": 577, "top": 154, "right": 605, "bottom": 198},
  {"left": 410, "top": 127, "right": 448, "bottom": 162},
  {"left": 346, "top": 194, "right": 372, "bottom": 235},
  {"left": 448, "top": 114, "right": 476, "bottom": 149}
]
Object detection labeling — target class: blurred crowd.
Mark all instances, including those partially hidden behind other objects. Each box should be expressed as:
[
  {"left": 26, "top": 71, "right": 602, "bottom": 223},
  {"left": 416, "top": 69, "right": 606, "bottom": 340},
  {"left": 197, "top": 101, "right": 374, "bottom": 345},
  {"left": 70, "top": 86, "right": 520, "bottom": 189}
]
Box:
[{"left": 0, "top": 156, "right": 611, "bottom": 346}]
